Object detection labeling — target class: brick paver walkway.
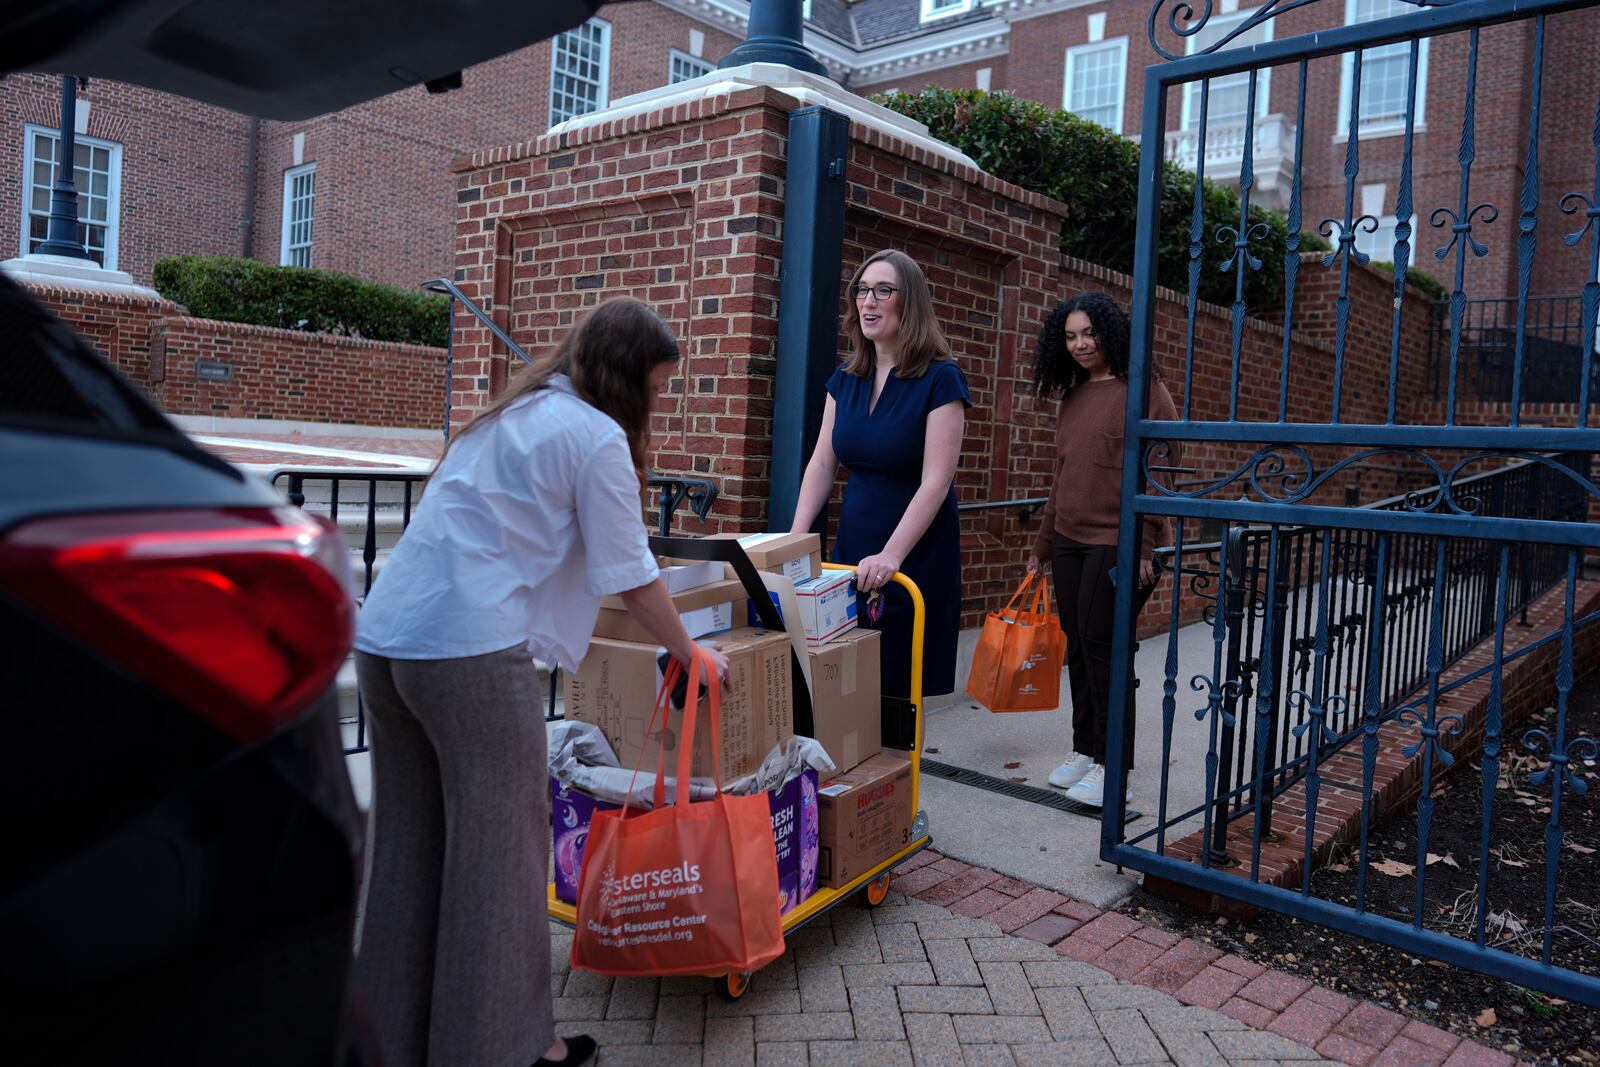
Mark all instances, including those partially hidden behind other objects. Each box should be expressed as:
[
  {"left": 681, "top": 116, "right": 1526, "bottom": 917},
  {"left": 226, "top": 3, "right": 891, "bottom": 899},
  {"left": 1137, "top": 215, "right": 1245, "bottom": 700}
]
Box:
[{"left": 551, "top": 850, "right": 1520, "bottom": 1067}]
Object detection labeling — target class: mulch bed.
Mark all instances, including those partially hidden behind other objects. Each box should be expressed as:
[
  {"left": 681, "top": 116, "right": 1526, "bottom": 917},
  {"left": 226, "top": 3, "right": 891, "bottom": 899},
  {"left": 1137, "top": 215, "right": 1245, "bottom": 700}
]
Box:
[{"left": 1120, "top": 669, "right": 1600, "bottom": 1066}]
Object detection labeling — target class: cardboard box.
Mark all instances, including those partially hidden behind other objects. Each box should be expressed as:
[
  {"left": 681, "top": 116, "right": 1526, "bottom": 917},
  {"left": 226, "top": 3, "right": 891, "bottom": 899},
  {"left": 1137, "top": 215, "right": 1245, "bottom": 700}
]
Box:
[
  {"left": 806, "top": 627, "right": 882, "bottom": 771},
  {"left": 794, "top": 570, "right": 857, "bottom": 645},
  {"left": 710, "top": 532, "right": 822, "bottom": 584},
  {"left": 768, "top": 768, "right": 820, "bottom": 916},
  {"left": 816, "top": 751, "right": 914, "bottom": 888},
  {"left": 566, "top": 627, "right": 793, "bottom": 785},
  {"left": 659, "top": 559, "right": 724, "bottom": 593},
  {"left": 594, "top": 578, "right": 747, "bottom": 644},
  {"left": 550, "top": 779, "right": 620, "bottom": 904}
]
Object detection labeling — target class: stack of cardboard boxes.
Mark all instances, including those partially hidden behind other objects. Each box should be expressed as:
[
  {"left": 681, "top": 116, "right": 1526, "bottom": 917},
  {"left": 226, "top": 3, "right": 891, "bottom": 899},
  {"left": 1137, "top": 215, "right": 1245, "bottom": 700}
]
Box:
[{"left": 557, "top": 532, "right": 915, "bottom": 913}]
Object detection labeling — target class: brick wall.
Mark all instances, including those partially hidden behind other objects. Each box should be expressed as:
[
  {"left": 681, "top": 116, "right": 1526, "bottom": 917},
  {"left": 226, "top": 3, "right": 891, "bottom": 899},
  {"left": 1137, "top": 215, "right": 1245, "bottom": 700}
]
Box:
[
  {"left": 449, "top": 82, "right": 1068, "bottom": 573},
  {"left": 148, "top": 317, "right": 446, "bottom": 426},
  {"left": 29, "top": 284, "right": 446, "bottom": 429},
  {"left": 448, "top": 76, "right": 1480, "bottom": 634}
]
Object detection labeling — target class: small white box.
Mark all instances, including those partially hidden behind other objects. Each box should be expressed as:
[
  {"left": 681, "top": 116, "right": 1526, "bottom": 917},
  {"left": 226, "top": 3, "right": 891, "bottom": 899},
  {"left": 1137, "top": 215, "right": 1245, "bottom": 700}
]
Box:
[
  {"left": 681, "top": 601, "right": 738, "bottom": 639},
  {"left": 659, "top": 559, "right": 723, "bottom": 593},
  {"left": 794, "top": 570, "right": 857, "bottom": 646}
]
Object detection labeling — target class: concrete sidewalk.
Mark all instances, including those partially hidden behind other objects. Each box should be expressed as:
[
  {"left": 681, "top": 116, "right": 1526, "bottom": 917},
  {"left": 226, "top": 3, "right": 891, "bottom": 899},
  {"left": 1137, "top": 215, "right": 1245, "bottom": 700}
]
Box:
[{"left": 916, "top": 619, "right": 1221, "bottom": 909}]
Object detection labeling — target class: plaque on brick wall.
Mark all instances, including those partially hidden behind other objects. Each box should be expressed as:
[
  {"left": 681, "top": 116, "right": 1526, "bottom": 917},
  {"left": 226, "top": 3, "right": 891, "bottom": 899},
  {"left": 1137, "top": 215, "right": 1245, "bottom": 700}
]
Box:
[{"left": 195, "top": 360, "right": 233, "bottom": 381}]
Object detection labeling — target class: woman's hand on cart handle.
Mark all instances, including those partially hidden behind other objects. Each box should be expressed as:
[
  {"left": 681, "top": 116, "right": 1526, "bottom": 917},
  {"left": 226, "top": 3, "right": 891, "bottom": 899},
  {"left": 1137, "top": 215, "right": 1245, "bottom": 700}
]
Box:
[{"left": 856, "top": 552, "right": 902, "bottom": 593}]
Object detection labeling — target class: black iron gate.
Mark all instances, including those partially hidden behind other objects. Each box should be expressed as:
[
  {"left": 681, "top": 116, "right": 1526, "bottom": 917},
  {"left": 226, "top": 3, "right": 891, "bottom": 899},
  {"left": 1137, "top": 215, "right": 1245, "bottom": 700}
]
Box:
[{"left": 1107, "top": 0, "right": 1600, "bottom": 1004}]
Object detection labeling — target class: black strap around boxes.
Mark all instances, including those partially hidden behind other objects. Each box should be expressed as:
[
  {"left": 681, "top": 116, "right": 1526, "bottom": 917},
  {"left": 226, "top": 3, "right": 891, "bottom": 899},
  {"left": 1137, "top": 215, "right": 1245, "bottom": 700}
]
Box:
[{"left": 649, "top": 535, "right": 815, "bottom": 739}]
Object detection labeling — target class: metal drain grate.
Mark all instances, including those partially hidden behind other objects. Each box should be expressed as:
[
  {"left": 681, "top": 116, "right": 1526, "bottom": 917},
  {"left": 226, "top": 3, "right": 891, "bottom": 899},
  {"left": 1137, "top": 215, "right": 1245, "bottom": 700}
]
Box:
[{"left": 920, "top": 759, "right": 1142, "bottom": 822}]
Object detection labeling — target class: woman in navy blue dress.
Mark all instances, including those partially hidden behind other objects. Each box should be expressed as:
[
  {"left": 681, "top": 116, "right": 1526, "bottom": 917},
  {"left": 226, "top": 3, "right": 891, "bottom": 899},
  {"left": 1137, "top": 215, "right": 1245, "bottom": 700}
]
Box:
[{"left": 790, "top": 249, "right": 970, "bottom": 701}]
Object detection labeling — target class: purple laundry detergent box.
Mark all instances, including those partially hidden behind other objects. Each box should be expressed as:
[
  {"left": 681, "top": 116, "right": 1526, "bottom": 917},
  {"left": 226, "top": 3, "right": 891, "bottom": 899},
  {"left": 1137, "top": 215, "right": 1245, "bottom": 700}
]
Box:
[
  {"left": 550, "top": 779, "right": 620, "bottom": 905},
  {"left": 769, "top": 768, "right": 820, "bottom": 916}
]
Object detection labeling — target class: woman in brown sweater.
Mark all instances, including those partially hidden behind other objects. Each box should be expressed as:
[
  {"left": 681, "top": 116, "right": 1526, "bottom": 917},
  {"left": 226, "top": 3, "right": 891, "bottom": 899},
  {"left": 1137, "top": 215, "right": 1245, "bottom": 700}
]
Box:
[{"left": 1026, "top": 291, "right": 1175, "bottom": 808}]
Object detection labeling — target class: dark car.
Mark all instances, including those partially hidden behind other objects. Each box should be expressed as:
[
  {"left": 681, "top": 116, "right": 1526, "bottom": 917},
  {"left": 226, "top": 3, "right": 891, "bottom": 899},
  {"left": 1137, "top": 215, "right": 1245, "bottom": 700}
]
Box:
[{"left": 0, "top": 2, "right": 601, "bottom": 1062}]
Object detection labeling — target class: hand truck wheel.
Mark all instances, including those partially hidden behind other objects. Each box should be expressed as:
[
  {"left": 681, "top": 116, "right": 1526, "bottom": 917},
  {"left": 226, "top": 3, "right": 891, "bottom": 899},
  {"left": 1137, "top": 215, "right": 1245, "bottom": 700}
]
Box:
[
  {"left": 715, "top": 972, "right": 753, "bottom": 1001},
  {"left": 860, "top": 872, "right": 891, "bottom": 908}
]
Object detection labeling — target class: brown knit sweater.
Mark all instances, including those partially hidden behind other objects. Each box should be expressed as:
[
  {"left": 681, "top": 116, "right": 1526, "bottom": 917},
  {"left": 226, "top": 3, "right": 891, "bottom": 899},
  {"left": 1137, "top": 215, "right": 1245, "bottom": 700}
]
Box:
[{"left": 1029, "top": 377, "right": 1178, "bottom": 561}]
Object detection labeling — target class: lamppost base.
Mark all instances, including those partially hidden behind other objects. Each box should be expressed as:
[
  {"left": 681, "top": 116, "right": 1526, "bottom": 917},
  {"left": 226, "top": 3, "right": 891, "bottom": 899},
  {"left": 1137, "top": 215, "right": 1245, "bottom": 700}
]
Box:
[
  {"left": 1, "top": 253, "right": 161, "bottom": 299},
  {"left": 717, "top": 37, "right": 827, "bottom": 77}
]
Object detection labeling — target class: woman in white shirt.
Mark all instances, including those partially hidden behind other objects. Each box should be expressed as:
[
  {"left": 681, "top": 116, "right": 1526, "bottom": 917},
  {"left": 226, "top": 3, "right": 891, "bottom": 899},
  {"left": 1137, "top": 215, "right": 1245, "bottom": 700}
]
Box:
[{"left": 353, "top": 298, "right": 729, "bottom": 1067}]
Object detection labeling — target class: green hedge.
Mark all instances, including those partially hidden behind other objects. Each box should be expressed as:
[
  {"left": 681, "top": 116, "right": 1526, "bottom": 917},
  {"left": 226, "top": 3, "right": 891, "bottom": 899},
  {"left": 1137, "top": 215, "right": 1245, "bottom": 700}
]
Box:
[
  {"left": 877, "top": 88, "right": 1331, "bottom": 311},
  {"left": 152, "top": 255, "right": 449, "bottom": 347}
]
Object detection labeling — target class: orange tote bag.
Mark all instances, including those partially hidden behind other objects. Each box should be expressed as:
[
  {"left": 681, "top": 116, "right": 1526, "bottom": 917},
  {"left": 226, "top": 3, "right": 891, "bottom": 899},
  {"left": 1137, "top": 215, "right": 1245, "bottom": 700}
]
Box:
[
  {"left": 965, "top": 572, "right": 1067, "bottom": 713},
  {"left": 571, "top": 649, "right": 785, "bottom": 978}
]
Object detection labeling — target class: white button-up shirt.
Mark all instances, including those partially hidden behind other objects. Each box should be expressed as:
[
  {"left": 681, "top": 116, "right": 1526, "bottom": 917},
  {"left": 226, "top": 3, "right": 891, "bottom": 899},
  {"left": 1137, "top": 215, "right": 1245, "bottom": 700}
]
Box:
[{"left": 355, "top": 375, "right": 660, "bottom": 671}]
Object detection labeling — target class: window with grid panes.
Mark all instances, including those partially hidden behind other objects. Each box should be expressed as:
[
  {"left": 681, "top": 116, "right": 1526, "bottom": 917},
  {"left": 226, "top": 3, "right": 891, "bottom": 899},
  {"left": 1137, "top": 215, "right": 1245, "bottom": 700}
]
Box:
[
  {"left": 550, "top": 19, "right": 611, "bottom": 126},
  {"left": 280, "top": 164, "right": 315, "bottom": 268},
  {"left": 1063, "top": 39, "right": 1127, "bottom": 134},
  {"left": 921, "top": 0, "right": 972, "bottom": 21},
  {"left": 1182, "top": 10, "right": 1272, "bottom": 133},
  {"left": 670, "top": 50, "right": 713, "bottom": 84},
  {"left": 23, "top": 126, "right": 120, "bottom": 269},
  {"left": 1342, "top": 0, "right": 1428, "bottom": 133}
]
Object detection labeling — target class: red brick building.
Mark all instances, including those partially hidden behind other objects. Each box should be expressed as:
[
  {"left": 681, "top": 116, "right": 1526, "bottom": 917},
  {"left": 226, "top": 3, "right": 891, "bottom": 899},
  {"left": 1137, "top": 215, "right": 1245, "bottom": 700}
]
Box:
[{"left": 4, "top": 0, "right": 1597, "bottom": 304}]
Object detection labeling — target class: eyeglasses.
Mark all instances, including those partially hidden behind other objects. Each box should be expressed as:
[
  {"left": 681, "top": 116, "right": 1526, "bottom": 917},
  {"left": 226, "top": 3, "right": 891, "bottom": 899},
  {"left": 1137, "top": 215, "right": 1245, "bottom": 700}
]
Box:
[{"left": 851, "top": 283, "right": 900, "bottom": 301}]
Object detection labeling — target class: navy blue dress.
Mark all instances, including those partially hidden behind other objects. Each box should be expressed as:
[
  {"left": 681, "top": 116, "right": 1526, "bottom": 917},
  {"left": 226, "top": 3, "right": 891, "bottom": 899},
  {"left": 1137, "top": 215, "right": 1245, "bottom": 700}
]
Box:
[{"left": 828, "top": 360, "right": 971, "bottom": 700}]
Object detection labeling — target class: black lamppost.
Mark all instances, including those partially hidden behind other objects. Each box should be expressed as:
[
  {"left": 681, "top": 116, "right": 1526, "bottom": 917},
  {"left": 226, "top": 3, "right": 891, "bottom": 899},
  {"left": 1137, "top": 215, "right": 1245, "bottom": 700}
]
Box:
[
  {"left": 717, "top": 0, "right": 825, "bottom": 76},
  {"left": 34, "top": 75, "right": 89, "bottom": 260}
]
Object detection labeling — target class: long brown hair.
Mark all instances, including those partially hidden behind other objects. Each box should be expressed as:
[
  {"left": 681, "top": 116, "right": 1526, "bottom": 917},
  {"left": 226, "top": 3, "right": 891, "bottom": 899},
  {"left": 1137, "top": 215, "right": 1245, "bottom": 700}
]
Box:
[
  {"left": 841, "top": 249, "right": 952, "bottom": 379},
  {"left": 442, "top": 297, "right": 679, "bottom": 474}
]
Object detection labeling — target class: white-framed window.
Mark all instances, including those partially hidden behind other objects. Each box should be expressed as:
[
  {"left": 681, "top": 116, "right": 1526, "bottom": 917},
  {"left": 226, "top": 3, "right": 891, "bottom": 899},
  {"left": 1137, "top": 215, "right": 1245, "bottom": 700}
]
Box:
[
  {"left": 1339, "top": 0, "right": 1429, "bottom": 137},
  {"left": 803, "top": 0, "right": 813, "bottom": 18},
  {"left": 1063, "top": 38, "right": 1128, "bottom": 134},
  {"left": 1180, "top": 9, "right": 1273, "bottom": 133},
  {"left": 22, "top": 124, "right": 121, "bottom": 270},
  {"left": 921, "top": 0, "right": 974, "bottom": 23},
  {"left": 280, "top": 163, "right": 315, "bottom": 268},
  {"left": 550, "top": 17, "right": 611, "bottom": 126},
  {"left": 670, "top": 49, "right": 714, "bottom": 84}
]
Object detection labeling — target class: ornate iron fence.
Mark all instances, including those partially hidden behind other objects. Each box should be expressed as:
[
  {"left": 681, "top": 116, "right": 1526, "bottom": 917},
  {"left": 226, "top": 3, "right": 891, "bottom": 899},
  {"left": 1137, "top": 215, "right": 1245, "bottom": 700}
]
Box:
[
  {"left": 1115, "top": 0, "right": 1600, "bottom": 1004},
  {"left": 1428, "top": 296, "right": 1600, "bottom": 403},
  {"left": 1159, "top": 454, "right": 1593, "bottom": 864}
]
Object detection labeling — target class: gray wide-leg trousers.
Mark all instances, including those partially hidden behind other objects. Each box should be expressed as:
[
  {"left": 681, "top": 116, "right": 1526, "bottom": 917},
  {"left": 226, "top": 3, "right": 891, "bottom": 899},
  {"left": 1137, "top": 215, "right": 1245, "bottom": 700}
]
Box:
[{"left": 354, "top": 646, "right": 554, "bottom": 1067}]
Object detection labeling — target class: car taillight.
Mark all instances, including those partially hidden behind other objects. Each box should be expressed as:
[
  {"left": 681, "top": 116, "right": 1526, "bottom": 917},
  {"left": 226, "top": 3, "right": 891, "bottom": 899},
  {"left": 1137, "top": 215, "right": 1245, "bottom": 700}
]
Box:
[{"left": 0, "top": 507, "right": 354, "bottom": 744}]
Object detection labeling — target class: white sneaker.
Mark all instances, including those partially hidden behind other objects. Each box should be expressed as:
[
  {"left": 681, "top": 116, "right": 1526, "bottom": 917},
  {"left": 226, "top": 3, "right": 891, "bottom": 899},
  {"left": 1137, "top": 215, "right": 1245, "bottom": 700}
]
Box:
[
  {"left": 1048, "top": 753, "right": 1095, "bottom": 789},
  {"left": 1064, "top": 764, "right": 1133, "bottom": 808}
]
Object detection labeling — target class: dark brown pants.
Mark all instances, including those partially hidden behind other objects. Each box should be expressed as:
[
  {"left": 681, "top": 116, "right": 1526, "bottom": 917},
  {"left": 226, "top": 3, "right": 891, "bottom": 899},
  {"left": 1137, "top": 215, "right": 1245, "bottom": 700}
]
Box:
[{"left": 1052, "top": 537, "right": 1156, "bottom": 771}]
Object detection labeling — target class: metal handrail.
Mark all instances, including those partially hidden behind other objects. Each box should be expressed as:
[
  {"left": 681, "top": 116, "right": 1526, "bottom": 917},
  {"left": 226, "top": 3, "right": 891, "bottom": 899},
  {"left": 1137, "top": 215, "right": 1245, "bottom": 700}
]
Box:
[
  {"left": 421, "top": 277, "right": 534, "bottom": 366},
  {"left": 958, "top": 496, "right": 1049, "bottom": 523}
]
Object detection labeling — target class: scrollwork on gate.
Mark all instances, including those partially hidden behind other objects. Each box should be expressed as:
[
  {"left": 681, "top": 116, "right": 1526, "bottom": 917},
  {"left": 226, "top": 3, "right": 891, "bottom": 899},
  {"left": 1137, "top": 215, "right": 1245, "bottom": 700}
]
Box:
[{"left": 1141, "top": 445, "right": 1600, "bottom": 512}]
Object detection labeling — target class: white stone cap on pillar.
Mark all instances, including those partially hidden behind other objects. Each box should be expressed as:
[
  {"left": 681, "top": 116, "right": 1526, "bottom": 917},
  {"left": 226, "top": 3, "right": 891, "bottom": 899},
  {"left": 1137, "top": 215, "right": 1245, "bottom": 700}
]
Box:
[
  {"left": 546, "top": 61, "right": 979, "bottom": 172},
  {"left": 2, "top": 253, "right": 162, "bottom": 299}
]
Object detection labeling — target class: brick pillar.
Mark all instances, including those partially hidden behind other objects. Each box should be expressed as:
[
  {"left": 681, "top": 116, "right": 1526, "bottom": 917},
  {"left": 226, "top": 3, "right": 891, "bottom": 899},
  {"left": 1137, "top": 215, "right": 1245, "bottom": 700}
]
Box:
[{"left": 452, "top": 84, "right": 1067, "bottom": 623}]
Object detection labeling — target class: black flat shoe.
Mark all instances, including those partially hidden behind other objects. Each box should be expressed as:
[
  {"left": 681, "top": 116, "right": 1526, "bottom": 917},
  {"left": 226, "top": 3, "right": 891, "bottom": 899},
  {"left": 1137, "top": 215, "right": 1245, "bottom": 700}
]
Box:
[{"left": 534, "top": 1034, "right": 596, "bottom": 1067}]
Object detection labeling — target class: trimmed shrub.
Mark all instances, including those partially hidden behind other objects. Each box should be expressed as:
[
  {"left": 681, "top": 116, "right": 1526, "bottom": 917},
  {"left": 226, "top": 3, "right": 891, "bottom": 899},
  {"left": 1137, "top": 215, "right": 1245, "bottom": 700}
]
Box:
[
  {"left": 152, "top": 255, "right": 449, "bottom": 347},
  {"left": 877, "top": 88, "right": 1325, "bottom": 311}
]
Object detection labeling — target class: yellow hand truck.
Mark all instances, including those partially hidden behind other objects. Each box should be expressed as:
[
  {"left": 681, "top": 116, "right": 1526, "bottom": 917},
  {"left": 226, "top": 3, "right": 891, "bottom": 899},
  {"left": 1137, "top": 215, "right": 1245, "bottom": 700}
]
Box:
[{"left": 546, "top": 535, "right": 933, "bottom": 1001}]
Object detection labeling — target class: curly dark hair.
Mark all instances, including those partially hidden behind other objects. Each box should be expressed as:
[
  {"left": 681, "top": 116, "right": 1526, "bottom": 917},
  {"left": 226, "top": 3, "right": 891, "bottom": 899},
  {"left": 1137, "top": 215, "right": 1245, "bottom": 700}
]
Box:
[{"left": 1030, "top": 290, "right": 1133, "bottom": 398}]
